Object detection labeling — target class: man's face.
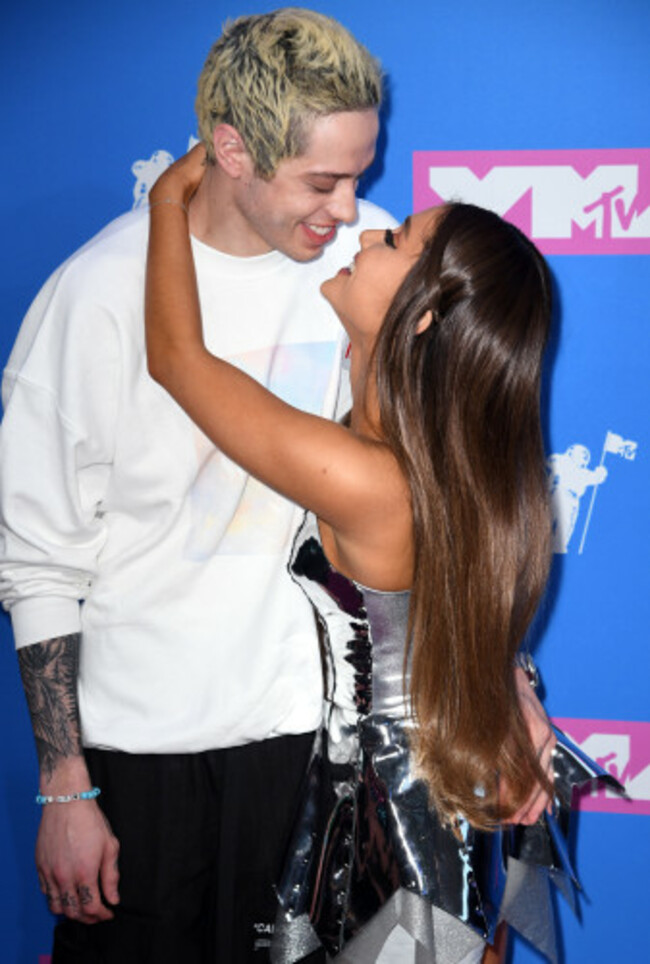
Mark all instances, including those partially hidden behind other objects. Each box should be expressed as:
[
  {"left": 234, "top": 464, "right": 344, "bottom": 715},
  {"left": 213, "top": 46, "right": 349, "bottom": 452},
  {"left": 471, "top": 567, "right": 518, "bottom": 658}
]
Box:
[{"left": 232, "top": 109, "right": 379, "bottom": 262}]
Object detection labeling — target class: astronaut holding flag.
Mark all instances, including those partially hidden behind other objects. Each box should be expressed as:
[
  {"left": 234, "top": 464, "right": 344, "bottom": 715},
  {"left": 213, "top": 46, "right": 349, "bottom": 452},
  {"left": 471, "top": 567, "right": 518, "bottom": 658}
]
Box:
[
  {"left": 547, "top": 430, "right": 638, "bottom": 554},
  {"left": 547, "top": 445, "right": 607, "bottom": 553}
]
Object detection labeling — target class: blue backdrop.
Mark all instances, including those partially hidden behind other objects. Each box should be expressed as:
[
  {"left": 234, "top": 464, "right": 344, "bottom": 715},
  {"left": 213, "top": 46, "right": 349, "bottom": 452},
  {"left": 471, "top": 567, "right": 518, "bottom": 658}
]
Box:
[{"left": 1, "top": 2, "right": 648, "bottom": 961}]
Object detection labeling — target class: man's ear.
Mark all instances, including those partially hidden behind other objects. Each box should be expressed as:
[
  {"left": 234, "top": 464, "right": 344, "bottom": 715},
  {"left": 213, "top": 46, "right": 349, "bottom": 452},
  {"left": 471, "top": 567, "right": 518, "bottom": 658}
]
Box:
[
  {"left": 212, "top": 124, "right": 253, "bottom": 179},
  {"left": 416, "top": 309, "right": 433, "bottom": 334}
]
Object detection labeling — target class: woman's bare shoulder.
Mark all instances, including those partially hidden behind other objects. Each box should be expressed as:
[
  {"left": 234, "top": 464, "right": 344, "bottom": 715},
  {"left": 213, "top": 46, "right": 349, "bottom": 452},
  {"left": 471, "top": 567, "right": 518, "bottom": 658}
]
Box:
[{"left": 320, "top": 443, "right": 414, "bottom": 592}]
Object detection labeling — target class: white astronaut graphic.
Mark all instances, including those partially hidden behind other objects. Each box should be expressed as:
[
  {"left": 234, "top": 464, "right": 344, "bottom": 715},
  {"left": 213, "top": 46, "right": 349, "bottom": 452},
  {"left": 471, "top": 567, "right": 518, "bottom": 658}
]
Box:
[
  {"left": 547, "top": 445, "right": 607, "bottom": 553},
  {"left": 131, "top": 150, "right": 174, "bottom": 209},
  {"left": 547, "top": 431, "right": 637, "bottom": 554},
  {"left": 131, "top": 138, "right": 200, "bottom": 210}
]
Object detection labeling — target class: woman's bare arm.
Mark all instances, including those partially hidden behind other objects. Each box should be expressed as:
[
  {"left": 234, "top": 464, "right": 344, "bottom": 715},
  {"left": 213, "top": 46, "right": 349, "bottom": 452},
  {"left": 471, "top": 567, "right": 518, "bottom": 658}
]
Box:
[{"left": 145, "top": 149, "right": 401, "bottom": 536}]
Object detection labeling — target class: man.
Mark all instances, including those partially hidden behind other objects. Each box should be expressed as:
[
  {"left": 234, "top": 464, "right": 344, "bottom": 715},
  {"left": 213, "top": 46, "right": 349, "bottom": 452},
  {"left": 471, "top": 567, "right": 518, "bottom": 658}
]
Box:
[{"left": 0, "top": 9, "right": 394, "bottom": 962}]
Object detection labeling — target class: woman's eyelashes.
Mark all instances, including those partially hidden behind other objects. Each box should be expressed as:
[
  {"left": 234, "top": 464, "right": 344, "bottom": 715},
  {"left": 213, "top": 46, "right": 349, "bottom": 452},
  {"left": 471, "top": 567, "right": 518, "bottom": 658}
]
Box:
[{"left": 384, "top": 228, "right": 396, "bottom": 249}]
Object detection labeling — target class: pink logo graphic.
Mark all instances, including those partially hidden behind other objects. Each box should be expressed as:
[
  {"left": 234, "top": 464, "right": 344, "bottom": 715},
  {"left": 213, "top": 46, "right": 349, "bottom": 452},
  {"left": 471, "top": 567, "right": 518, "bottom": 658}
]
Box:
[
  {"left": 413, "top": 149, "right": 650, "bottom": 254},
  {"left": 554, "top": 718, "right": 650, "bottom": 815}
]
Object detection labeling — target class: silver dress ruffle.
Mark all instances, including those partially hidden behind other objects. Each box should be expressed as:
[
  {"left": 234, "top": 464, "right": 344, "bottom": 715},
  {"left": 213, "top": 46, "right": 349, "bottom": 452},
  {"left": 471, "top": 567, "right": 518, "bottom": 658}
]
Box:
[{"left": 272, "top": 513, "right": 619, "bottom": 963}]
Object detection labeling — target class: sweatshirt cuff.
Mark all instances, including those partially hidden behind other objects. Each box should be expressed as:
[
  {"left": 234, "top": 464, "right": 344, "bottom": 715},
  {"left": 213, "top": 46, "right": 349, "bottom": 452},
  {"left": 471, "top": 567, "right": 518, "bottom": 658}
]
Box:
[{"left": 10, "top": 596, "right": 82, "bottom": 648}]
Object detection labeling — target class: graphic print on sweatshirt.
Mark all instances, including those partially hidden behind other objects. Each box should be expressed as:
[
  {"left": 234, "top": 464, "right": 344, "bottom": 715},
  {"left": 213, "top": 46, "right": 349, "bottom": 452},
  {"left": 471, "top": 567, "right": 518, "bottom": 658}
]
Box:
[{"left": 184, "top": 340, "right": 338, "bottom": 559}]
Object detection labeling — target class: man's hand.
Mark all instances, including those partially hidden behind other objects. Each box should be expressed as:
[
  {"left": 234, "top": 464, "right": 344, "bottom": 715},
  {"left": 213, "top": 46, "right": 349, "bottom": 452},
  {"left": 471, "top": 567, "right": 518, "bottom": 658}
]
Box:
[
  {"left": 36, "top": 799, "right": 120, "bottom": 922},
  {"left": 502, "top": 666, "right": 557, "bottom": 825}
]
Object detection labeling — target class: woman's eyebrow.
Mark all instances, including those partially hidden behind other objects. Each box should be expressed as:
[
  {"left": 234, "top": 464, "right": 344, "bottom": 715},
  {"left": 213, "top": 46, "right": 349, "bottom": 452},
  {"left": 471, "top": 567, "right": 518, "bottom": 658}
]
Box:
[{"left": 401, "top": 215, "right": 412, "bottom": 238}]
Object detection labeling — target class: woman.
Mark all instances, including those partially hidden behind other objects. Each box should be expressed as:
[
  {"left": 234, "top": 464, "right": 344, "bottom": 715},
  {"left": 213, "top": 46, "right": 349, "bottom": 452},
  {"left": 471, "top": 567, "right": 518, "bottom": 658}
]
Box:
[{"left": 145, "top": 148, "right": 614, "bottom": 964}]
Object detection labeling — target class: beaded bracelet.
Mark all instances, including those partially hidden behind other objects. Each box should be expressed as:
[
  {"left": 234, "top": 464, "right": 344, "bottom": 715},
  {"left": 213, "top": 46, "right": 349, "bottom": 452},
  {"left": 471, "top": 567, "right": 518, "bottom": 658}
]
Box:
[
  {"left": 36, "top": 787, "right": 101, "bottom": 805},
  {"left": 149, "top": 197, "right": 188, "bottom": 214}
]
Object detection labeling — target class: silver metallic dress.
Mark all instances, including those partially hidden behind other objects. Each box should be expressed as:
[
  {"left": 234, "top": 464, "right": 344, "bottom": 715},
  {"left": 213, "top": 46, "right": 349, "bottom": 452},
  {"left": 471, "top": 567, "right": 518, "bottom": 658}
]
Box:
[{"left": 272, "top": 512, "right": 618, "bottom": 964}]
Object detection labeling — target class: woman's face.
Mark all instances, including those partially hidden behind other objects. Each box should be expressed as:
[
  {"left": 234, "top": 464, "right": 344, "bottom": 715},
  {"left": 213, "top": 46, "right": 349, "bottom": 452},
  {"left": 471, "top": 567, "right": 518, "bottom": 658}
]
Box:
[{"left": 321, "top": 206, "right": 442, "bottom": 342}]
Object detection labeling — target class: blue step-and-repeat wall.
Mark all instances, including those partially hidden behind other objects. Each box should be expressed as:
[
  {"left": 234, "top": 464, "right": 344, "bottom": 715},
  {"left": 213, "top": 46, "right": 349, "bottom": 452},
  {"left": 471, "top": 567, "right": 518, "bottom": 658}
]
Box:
[{"left": 1, "top": 2, "right": 648, "bottom": 961}]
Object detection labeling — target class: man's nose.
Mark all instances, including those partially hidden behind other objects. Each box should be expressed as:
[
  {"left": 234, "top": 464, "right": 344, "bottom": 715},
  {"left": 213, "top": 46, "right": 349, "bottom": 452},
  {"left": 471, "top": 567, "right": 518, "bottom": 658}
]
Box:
[{"left": 327, "top": 180, "right": 358, "bottom": 224}]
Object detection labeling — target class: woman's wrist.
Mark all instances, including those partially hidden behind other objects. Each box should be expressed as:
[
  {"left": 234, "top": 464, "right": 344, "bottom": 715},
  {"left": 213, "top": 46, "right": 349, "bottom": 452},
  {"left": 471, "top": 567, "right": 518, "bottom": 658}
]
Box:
[
  {"left": 148, "top": 197, "right": 189, "bottom": 215},
  {"left": 514, "top": 651, "right": 540, "bottom": 689},
  {"left": 148, "top": 144, "right": 206, "bottom": 210},
  {"left": 149, "top": 174, "right": 191, "bottom": 209}
]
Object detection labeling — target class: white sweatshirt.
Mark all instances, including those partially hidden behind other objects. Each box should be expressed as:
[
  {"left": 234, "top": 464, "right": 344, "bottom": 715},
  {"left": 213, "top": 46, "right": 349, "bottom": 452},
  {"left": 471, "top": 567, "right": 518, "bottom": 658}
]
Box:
[{"left": 0, "top": 201, "right": 396, "bottom": 752}]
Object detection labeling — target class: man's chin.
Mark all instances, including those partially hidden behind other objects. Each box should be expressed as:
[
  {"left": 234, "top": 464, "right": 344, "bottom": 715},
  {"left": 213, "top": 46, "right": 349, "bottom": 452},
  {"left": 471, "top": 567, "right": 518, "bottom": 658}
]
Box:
[
  {"left": 280, "top": 242, "right": 326, "bottom": 264},
  {"left": 273, "top": 224, "right": 338, "bottom": 262}
]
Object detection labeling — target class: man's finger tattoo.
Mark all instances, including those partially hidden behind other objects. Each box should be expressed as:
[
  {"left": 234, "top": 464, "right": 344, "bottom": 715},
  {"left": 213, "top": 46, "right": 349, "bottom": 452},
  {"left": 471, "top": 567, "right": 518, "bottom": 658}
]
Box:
[
  {"left": 78, "top": 885, "right": 93, "bottom": 906},
  {"left": 60, "top": 892, "right": 79, "bottom": 910}
]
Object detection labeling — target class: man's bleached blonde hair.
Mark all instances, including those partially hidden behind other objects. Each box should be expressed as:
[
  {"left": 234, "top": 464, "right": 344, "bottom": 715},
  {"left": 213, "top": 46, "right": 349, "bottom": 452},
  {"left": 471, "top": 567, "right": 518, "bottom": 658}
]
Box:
[{"left": 196, "top": 7, "right": 382, "bottom": 178}]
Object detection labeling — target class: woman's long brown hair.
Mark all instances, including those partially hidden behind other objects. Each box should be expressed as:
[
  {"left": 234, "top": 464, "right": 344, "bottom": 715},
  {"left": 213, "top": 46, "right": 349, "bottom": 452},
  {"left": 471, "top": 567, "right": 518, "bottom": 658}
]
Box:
[{"left": 374, "top": 203, "right": 553, "bottom": 829}]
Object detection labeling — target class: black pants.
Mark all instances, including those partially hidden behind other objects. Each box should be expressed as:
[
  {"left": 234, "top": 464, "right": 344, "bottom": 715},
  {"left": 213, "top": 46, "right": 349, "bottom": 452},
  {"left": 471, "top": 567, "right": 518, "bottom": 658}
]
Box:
[{"left": 52, "top": 733, "right": 323, "bottom": 964}]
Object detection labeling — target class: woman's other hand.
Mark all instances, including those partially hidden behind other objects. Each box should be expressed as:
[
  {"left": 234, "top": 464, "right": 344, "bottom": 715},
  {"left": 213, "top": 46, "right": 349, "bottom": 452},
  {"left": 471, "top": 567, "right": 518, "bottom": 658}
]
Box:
[{"left": 502, "top": 666, "right": 557, "bottom": 825}]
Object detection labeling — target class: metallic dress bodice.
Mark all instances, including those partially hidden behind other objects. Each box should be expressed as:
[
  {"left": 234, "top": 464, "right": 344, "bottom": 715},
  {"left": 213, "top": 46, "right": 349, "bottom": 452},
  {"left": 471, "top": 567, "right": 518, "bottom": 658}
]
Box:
[{"left": 271, "top": 513, "right": 619, "bottom": 964}]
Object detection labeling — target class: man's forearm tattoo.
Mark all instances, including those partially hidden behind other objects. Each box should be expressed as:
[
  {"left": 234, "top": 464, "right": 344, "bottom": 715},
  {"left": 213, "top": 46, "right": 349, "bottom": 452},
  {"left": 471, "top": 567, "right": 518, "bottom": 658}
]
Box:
[{"left": 18, "top": 633, "right": 83, "bottom": 780}]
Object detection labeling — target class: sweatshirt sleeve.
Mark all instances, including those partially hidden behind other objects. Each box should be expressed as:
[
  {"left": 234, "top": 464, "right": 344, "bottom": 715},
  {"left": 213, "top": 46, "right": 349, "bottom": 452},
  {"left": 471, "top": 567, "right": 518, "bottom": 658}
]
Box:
[{"left": 0, "top": 257, "right": 122, "bottom": 648}]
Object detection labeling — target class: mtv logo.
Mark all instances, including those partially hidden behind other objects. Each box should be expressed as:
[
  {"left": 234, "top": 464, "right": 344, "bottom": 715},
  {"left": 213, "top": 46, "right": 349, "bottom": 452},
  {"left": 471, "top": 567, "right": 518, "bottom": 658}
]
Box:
[
  {"left": 413, "top": 149, "right": 650, "bottom": 254},
  {"left": 577, "top": 734, "right": 630, "bottom": 792},
  {"left": 553, "top": 718, "right": 650, "bottom": 815}
]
